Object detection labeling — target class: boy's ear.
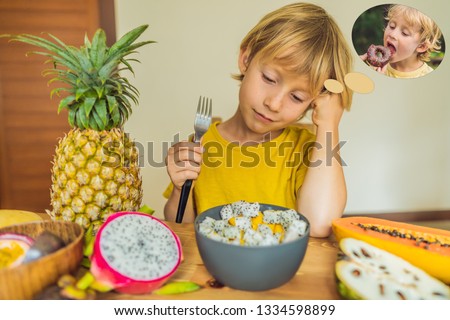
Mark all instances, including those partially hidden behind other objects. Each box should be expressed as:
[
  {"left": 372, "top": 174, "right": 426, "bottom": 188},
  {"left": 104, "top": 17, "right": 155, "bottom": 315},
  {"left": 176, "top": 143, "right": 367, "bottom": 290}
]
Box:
[
  {"left": 416, "top": 41, "right": 429, "bottom": 53},
  {"left": 238, "top": 48, "right": 251, "bottom": 73}
]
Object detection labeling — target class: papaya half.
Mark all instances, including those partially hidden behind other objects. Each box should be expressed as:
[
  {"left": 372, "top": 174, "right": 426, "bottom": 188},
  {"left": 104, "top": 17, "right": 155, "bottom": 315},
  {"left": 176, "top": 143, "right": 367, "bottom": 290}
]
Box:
[{"left": 332, "top": 216, "right": 450, "bottom": 283}]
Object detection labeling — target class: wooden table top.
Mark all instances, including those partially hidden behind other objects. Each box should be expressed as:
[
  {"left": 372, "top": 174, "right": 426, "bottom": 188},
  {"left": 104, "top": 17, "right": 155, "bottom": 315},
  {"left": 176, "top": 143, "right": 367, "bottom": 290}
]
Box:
[{"left": 98, "top": 221, "right": 341, "bottom": 300}]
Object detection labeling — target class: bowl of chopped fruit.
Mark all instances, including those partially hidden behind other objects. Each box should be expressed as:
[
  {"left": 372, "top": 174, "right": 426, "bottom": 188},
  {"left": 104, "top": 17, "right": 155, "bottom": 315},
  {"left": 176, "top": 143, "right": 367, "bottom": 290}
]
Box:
[{"left": 194, "top": 201, "right": 310, "bottom": 291}]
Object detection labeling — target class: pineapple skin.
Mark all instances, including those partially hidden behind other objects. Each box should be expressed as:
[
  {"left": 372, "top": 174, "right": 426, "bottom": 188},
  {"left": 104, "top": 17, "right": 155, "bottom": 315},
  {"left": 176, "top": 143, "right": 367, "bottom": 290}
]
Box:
[{"left": 49, "top": 128, "right": 143, "bottom": 232}]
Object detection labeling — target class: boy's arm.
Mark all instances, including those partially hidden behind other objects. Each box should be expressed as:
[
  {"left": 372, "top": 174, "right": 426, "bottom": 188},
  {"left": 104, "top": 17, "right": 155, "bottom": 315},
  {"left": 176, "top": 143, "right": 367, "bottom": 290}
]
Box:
[{"left": 297, "top": 94, "right": 347, "bottom": 238}]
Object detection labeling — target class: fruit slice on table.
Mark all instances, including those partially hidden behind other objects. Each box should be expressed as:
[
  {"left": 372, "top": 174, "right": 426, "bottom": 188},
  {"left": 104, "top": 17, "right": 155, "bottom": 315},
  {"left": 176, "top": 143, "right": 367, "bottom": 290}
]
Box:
[
  {"left": 336, "top": 238, "right": 450, "bottom": 300},
  {"left": 0, "top": 233, "right": 34, "bottom": 268},
  {"left": 90, "top": 212, "right": 182, "bottom": 294},
  {"left": 0, "top": 210, "right": 43, "bottom": 228},
  {"left": 332, "top": 216, "right": 450, "bottom": 283}
]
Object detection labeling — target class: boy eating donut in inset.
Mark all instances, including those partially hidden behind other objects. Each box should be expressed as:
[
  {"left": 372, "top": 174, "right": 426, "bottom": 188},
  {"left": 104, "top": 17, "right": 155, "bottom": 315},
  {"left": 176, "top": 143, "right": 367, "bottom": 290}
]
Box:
[{"left": 362, "top": 4, "right": 442, "bottom": 78}]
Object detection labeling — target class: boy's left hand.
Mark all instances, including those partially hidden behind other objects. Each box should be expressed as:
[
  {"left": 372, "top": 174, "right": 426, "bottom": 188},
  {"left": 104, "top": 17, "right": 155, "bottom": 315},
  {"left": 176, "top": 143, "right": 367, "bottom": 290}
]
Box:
[{"left": 311, "top": 93, "right": 344, "bottom": 130}]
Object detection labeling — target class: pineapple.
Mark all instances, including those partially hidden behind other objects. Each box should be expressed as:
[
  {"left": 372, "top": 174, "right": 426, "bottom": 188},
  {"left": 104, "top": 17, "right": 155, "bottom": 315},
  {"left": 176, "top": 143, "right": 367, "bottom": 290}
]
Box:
[{"left": 5, "top": 25, "right": 154, "bottom": 231}]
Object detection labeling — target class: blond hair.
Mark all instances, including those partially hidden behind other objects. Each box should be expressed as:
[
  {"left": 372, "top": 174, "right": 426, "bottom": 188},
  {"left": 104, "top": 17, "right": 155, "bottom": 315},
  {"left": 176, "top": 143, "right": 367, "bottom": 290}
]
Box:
[
  {"left": 386, "top": 5, "right": 442, "bottom": 62},
  {"left": 233, "top": 3, "right": 353, "bottom": 110}
]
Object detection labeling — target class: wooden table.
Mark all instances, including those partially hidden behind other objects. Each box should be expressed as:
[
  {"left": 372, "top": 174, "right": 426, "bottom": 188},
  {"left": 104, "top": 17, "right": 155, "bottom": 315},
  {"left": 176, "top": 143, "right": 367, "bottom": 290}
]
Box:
[{"left": 98, "top": 221, "right": 341, "bottom": 300}]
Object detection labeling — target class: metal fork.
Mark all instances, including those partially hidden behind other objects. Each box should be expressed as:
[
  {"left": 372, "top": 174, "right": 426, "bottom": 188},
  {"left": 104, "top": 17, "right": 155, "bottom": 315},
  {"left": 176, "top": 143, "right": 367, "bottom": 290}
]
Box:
[{"left": 175, "top": 96, "right": 212, "bottom": 223}]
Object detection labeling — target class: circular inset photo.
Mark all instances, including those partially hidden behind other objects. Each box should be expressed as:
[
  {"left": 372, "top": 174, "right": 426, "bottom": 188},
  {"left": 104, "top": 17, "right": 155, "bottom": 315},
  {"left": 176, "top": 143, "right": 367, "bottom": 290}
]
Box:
[{"left": 352, "top": 4, "right": 445, "bottom": 79}]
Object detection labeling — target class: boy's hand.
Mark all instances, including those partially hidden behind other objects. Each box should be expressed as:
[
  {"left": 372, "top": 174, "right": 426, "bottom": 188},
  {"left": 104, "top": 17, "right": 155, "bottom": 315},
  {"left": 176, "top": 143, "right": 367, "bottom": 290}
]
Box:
[
  {"left": 359, "top": 53, "right": 368, "bottom": 62},
  {"left": 311, "top": 93, "right": 344, "bottom": 130},
  {"left": 360, "top": 53, "right": 388, "bottom": 74},
  {"left": 165, "top": 141, "right": 203, "bottom": 190}
]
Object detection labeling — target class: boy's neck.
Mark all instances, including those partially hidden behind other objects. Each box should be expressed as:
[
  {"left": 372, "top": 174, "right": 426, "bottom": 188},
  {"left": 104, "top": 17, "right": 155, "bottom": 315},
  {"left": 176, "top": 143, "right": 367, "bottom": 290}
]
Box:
[{"left": 390, "top": 55, "right": 424, "bottom": 72}]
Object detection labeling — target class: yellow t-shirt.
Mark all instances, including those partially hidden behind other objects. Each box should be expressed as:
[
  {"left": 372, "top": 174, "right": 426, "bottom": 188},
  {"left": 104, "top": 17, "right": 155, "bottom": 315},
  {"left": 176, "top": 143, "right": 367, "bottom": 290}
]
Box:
[
  {"left": 164, "top": 122, "right": 316, "bottom": 214},
  {"left": 386, "top": 62, "right": 434, "bottom": 78}
]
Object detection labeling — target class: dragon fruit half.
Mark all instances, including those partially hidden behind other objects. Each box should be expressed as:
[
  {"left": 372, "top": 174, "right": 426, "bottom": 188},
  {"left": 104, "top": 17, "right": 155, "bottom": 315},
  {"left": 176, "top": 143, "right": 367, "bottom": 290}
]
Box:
[{"left": 90, "top": 212, "right": 182, "bottom": 294}]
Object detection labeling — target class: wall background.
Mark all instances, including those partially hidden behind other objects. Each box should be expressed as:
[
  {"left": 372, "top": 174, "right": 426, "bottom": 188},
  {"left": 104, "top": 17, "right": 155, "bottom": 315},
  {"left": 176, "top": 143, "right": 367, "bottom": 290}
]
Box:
[{"left": 114, "top": 0, "right": 450, "bottom": 219}]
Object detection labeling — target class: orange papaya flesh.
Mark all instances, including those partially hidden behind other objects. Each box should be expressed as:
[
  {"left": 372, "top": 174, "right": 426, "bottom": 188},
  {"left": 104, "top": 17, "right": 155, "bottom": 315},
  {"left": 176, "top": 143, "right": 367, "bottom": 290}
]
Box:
[{"left": 332, "top": 217, "right": 450, "bottom": 284}]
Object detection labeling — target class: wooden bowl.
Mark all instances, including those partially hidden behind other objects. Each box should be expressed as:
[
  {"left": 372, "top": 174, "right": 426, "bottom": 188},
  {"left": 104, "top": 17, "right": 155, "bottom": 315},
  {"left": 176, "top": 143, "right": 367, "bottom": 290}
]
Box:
[{"left": 0, "top": 220, "right": 84, "bottom": 299}]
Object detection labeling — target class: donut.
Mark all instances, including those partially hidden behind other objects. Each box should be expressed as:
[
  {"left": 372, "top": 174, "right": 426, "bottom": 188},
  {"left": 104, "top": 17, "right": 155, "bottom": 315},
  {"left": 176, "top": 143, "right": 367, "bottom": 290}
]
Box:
[{"left": 366, "top": 44, "right": 391, "bottom": 68}]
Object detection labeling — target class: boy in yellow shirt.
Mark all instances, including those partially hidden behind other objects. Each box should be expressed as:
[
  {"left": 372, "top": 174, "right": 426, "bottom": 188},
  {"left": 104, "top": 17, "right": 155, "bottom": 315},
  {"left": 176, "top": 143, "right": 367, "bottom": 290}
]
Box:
[
  {"left": 164, "top": 3, "right": 353, "bottom": 237},
  {"left": 362, "top": 4, "right": 442, "bottom": 78}
]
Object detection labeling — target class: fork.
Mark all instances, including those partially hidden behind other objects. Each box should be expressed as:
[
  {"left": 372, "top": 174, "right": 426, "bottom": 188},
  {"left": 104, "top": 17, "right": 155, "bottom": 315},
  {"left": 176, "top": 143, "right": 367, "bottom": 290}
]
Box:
[{"left": 175, "top": 96, "right": 212, "bottom": 223}]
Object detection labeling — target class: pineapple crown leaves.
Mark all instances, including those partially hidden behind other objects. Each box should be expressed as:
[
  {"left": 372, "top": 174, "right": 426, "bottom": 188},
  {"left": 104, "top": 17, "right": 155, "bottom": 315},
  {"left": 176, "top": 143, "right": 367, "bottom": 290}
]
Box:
[{"left": 3, "top": 25, "right": 155, "bottom": 130}]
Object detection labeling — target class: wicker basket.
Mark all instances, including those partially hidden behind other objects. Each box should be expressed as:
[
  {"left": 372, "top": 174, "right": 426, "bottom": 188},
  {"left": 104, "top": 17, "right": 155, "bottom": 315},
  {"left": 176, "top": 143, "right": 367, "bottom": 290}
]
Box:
[{"left": 0, "top": 220, "right": 84, "bottom": 299}]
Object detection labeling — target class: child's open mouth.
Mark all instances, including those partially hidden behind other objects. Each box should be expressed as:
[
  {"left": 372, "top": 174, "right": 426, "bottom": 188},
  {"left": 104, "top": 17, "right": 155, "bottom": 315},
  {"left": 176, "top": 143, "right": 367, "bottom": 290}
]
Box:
[{"left": 387, "top": 42, "right": 396, "bottom": 55}]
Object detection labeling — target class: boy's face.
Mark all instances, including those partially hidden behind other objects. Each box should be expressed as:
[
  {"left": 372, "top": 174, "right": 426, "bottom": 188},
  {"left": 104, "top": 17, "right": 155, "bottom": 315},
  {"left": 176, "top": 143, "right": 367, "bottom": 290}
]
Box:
[
  {"left": 384, "top": 15, "right": 426, "bottom": 64},
  {"left": 237, "top": 52, "right": 314, "bottom": 135}
]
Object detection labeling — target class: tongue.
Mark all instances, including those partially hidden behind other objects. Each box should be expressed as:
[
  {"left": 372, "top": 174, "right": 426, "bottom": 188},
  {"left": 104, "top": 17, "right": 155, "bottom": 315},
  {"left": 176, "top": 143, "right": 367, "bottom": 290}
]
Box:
[{"left": 388, "top": 45, "right": 396, "bottom": 55}]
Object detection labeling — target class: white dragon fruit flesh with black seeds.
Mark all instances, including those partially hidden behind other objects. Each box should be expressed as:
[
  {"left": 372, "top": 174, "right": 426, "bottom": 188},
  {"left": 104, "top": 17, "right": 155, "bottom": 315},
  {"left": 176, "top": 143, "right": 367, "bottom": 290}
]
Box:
[{"left": 90, "top": 212, "right": 182, "bottom": 294}]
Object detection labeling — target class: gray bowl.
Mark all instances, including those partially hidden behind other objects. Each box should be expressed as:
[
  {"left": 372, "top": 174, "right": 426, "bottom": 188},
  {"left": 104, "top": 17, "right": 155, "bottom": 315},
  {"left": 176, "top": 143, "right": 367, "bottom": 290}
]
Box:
[{"left": 194, "top": 203, "right": 310, "bottom": 291}]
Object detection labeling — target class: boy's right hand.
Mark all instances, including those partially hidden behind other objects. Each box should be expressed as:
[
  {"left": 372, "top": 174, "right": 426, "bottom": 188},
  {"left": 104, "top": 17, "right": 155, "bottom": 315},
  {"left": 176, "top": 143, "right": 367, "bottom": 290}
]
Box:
[{"left": 165, "top": 141, "right": 203, "bottom": 190}]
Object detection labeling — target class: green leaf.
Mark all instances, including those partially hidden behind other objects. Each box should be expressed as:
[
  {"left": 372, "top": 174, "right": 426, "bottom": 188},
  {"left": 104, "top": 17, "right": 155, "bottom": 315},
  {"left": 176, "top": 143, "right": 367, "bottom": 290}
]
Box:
[
  {"left": 106, "top": 95, "right": 118, "bottom": 113},
  {"left": 77, "top": 107, "right": 89, "bottom": 129},
  {"left": 83, "top": 97, "right": 96, "bottom": 118},
  {"left": 108, "top": 25, "right": 149, "bottom": 57},
  {"left": 106, "top": 79, "right": 123, "bottom": 95},
  {"left": 84, "top": 33, "right": 91, "bottom": 48},
  {"left": 21, "top": 50, "right": 80, "bottom": 72},
  {"left": 68, "top": 108, "right": 76, "bottom": 127},
  {"left": 67, "top": 46, "right": 94, "bottom": 74},
  {"left": 104, "top": 41, "right": 155, "bottom": 67},
  {"left": 117, "top": 101, "right": 130, "bottom": 120},
  {"left": 90, "top": 29, "right": 107, "bottom": 69},
  {"left": 98, "top": 58, "right": 119, "bottom": 79},
  {"left": 44, "top": 33, "right": 71, "bottom": 51},
  {"left": 84, "top": 33, "right": 92, "bottom": 49},
  {"left": 89, "top": 116, "right": 100, "bottom": 130},
  {"left": 119, "top": 58, "right": 135, "bottom": 75},
  {"left": 12, "top": 34, "right": 82, "bottom": 69},
  {"left": 91, "top": 109, "right": 104, "bottom": 130},
  {"left": 123, "top": 90, "right": 139, "bottom": 105},
  {"left": 76, "top": 87, "right": 89, "bottom": 101},
  {"left": 93, "top": 86, "right": 104, "bottom": 99},
  {"left": 117, "top": 95, "right": 132, "bottom": 113},
  {"left": 110, "top": 103, "right": 121, "bottom": 127},
  {"left": 154, "top": 281, "right": 202, "bottom": 295},
  {"left": 47, "top": 73, "right": 77, "bottom": 87},
  {"left": 50, "top": 87, "right": 71, "bottom": 99},
  {"left": 58, "top": 95, "right": 76, "bottom": 113},
  {"left": 95, "top": 99, "right": 108, "bottom": 127}
]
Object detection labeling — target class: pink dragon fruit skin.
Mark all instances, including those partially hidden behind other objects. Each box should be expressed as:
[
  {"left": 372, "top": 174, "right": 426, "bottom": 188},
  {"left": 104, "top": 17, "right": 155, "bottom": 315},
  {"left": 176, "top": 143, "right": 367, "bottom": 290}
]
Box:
[{"left": 90, "top": 211, "right": 182, "bottom": 294}]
